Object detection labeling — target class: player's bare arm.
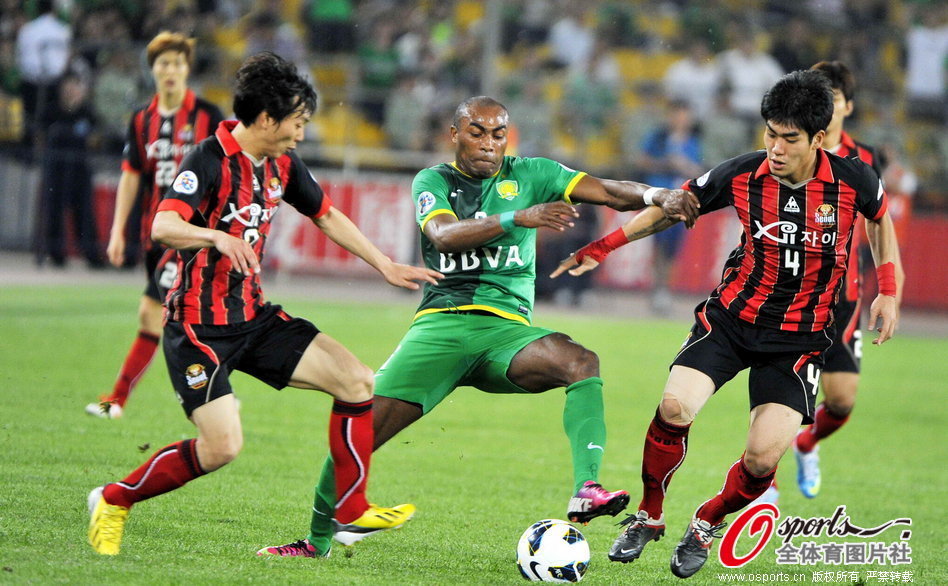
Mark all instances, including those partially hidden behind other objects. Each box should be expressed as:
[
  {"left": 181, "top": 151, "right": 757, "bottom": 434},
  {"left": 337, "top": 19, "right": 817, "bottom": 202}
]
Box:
[
  {"left": 152, "top": 209, "right": 260, "bottom": 277},
  {"left": 106, "top": 170, "right": 142, "bottom": 267},
  {"left": 865, "top": 211, "right": 902, "bottom": 345},
  {"left": 569, "top": 175, "right": 701, "bottom": 228},
  {"left": 314, "top": 206, "right": 442, "bottom": 289},
  {"left": 423, "top": 201, "right": 579, "bottom": 253},
  {"left": 551, "top": 206, "right": 677, "bottom": 278}
]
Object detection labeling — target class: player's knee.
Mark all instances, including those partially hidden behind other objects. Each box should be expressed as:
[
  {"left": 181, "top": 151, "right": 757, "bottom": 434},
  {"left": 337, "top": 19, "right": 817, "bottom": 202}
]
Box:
[
  {"left": 565, "top": 347, "right": 600, "bottom": 382},
  {"left": 197, "top": 436, "right": 243, "bottom": 471},
  {"left": 742, "top": 450, "right": 778, "bottom": 477},
  {"left": 659, "top": 395, "right": 695, "bottom": 426},
  {"left": 824, "top": 398, "right": 854, "bottom": 417},
  {"left": 335, "top": 364, "right": 375, "bottom": 403}
]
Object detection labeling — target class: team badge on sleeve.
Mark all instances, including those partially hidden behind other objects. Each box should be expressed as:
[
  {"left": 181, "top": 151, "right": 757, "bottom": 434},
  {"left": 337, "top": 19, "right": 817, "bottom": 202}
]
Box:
[
  {"left": 417, "top": 191, "right": 436, "bottom": 215},
  {"left": 172, "top": 170, "right": 199, "bottom": 195}
]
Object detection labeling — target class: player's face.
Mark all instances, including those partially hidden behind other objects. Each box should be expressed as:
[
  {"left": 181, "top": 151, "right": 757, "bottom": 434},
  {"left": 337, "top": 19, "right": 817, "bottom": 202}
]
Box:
[
  {"left": 763, "top": 120, "right": 824, "bottom": 184},
  {"left": 451, "top": 105, "right": 508, "bottom": 178},
  {"left": 152, "top": 51, "right": 190, "bottom": 96},
  {"left": 826, "top": 89, "right": 854, "bottom": 139},
  {"left": 262, "top": 107, "right": 310, "bottom": 158}
]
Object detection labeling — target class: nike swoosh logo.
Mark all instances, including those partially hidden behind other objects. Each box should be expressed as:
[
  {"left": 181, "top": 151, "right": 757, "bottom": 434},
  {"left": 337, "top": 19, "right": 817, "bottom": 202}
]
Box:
[
  {"left": 587, "top": 442, "right": 604, "bottom": 451},
  {"left": 620, "top": 548, "right": 637, "bottom": 554}
]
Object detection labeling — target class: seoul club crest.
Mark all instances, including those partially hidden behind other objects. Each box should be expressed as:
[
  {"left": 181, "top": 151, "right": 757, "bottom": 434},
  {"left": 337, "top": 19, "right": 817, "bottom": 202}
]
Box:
[
  {"left": 814, "top": 203, "right": 836, "bottom": 229},
  {"left": 266, "top": 176, "right": 283, "bottom": 200},
  {"left": 185, "top": 364, "right": 208, "bottom": 389},
  {"left": 496, "top": 180, "right": 520, "bottom": 200}
]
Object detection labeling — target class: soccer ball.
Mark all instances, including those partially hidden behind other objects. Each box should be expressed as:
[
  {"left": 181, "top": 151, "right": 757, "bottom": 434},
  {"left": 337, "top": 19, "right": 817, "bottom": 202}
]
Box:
[{"left": 516, "top": 519, "right": 590, "bottom": 582}]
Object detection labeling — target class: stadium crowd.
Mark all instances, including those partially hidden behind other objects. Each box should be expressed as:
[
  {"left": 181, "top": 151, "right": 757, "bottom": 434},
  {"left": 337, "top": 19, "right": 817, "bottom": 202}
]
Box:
[{"left": 0, "top": 0, "right": 945, "bottom": 264}]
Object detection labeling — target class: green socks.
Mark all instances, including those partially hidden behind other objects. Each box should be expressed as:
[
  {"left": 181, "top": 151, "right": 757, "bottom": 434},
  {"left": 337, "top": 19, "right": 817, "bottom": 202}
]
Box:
[{"left": 562, "top": 377, "right": 606, "bottom": 493}]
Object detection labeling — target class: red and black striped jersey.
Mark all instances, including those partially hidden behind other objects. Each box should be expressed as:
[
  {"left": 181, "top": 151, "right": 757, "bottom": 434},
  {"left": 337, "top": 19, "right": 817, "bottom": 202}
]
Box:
[
  {"left": 832, "top": 130, "right": 884, "bottom": 303},
  {"left": 156, "top": 120, "right": 333, "bottom": 325},
  {"left": 123, "top": 90, "right": 224, "bottom": 251},
  {"left": 684, "top": 148, "right": 888, "bottom": 332}
]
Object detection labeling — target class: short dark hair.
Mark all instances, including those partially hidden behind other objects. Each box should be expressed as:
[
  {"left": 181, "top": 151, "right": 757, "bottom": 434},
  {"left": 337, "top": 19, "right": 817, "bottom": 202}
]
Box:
[
  {"left": 810, "top": 60, "right": 856, "bottom": 102},
  {"left": 233, "top": 52, "right": 317, "bottom": 126},
  {"left": 452, "top": 96, "right": 508, "bottom": 128},
  {"left": 760, "top": 70, "right": 834, "bottom": 141}
]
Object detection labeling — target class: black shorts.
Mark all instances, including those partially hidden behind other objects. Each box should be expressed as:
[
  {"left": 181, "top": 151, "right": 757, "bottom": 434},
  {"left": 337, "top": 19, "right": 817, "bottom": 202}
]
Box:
[
  {"left": 162, "top": 304, "right": 320, "bottom": 417},
  {"left": 672, "top": 301, "right": 834, "bottom": 424},
  {"left": 823, "top": 298, "right": 862, "bottom": 374},
  {"left": 144, "top": 246, "right": 178, "bottom": 303}
]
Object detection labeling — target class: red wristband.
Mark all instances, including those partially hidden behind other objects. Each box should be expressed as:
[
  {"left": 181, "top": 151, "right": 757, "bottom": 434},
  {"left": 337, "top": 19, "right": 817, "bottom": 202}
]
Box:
[
  {"left": 575, "top": 228, "right": 629, "bottom": 264},
  {"left": 877, "top": 262, "right": 896, "bottom": 297}
]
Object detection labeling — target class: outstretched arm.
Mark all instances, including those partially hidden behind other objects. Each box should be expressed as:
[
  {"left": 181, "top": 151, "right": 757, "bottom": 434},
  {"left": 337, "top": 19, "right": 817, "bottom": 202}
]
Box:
[
  {"left": 864, "top": 211, "right": 903, "bottom": 345},
  {"left": 569, "top": 175, "right": 700, "bottom": 227},
  {"left": 315, "top": 206, "right": 442, "bottom": 290},
  {"left": 550, "top": 206, "right": 676, "bottom": 278}
]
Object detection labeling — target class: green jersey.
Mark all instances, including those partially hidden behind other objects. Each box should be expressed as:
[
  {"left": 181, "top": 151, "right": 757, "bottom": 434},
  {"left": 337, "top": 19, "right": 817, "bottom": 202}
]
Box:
[{"left": 412, "top": 156, "right": 586, "bottom": 325}]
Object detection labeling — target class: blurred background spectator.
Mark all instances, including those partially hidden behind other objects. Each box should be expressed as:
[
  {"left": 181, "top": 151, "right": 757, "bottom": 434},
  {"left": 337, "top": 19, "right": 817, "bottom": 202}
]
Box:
[
  {"left": 36, "top": 72, "right": 101, "bottom": 268},
  {"left": 15, "top": 0, "right": 70, "bottom": 155},
  {"left": 634, "top": 99, "right": 704, "bottom": 315}
]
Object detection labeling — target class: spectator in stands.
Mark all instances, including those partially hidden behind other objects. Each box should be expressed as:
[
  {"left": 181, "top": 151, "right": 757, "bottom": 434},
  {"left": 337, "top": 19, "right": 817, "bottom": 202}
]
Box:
[
  {"left": 502, "top": 47, "right": 554, "bottom": 158},
  {"left": 301, "top": 0, "right": 355, "bottom": 54},
  {"left": 716, "top": 22, "right": 783, "bottom": 128},
  {"left": 15, "top": 0, "right": 71, "bottom": 155},
  {"left": 0, "top": 34, "right": 18, "bottom": 96},
  {"left": 37, "top": 72, "right": 102, "bottom": 268},
  {"left": 384, "top": 73, "right": 434, "bottom": 151},
  {"left": 93, "top": 48, "right": 145, "bottom": 153},
  {"left": 0, "top": 35, "right": 20, "bottom": 143},
  {"left": 244, "top": 10, "right": 306, "bottom": 73},
  {"left": 357, "top": 19, "right": 401, "bottom": 125},
  {"left": 904, "top": 4, "right": 948, "bottom": 123},
  {"left": 663, "top": 36, "right": 720, "bottom": 120},
  {"left": 0, "top": 0, "right": 28, "bottom": 41},
  {"left": 502, "top": 0, "right": 552, "bottom": 50},
  {"left": 771, "top": 17, "right": 819, "bottom": 73},
  {"left": 560, "top": 37, "right": 619, "bottom": 152},
  {"left": 636, "top": 99, "right": 704, "bottom": 315},
  {"left": 548, "top": 2, "right": 593, "bottom": 73}
]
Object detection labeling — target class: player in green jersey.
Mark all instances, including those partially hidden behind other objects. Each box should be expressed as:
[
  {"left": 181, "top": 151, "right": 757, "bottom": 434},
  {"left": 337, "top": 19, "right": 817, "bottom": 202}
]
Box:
[{"left": 258, "top": 96, "right": 700, "bottom": 558}]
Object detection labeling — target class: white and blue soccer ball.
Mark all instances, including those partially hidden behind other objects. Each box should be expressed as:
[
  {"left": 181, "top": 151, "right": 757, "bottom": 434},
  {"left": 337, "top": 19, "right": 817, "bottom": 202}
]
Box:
[{"left": 516, "top": 519, "right": 590, "bottom": 582}]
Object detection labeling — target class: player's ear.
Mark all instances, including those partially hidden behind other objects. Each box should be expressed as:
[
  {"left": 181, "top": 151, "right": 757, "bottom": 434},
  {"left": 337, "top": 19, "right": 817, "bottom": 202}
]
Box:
[
  {"left": 256, "top": 110, "right": 275, "bottom": 129},
  {"left": 843, "top": 99, "right": 854, "bottom": 118},
  {"left": 811, "top": 129, "right": 825, "bottom": 150}
]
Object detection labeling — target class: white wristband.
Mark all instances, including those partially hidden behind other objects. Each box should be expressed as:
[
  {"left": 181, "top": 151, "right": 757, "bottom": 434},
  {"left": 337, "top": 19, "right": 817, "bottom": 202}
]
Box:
[{"left": 643, "top": 187, "right": 661, "bottom": 206}]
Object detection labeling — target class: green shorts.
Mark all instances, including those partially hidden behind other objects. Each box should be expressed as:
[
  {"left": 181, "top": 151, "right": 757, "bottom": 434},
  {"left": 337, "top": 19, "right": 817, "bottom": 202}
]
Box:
[{"left": 375, "top": 311, "right": 555, "bottom": 413}]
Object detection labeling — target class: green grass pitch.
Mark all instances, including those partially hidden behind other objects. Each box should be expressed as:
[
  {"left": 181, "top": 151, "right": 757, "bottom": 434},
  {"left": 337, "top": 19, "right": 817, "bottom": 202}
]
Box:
[{"left": 0, "top": 285, "right": 945, "bottom": 584}]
